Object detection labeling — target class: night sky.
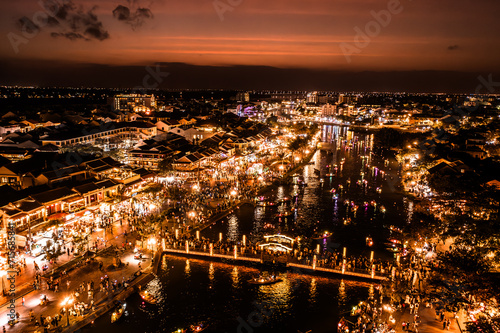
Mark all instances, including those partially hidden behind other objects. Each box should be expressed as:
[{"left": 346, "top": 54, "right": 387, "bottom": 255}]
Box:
[{"left": 1, "top": 0, "right": 500, "bottom": 91}]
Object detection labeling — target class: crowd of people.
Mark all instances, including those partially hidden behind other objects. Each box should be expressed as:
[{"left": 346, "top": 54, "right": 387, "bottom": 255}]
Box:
[{"left": 163, "top": 232, "right": 399, "bottom": 277}]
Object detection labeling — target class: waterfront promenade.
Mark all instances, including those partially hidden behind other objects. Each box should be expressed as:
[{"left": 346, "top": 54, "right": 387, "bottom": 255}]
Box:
[{"left": 0, "top": 220, "right": 154, "bottom": 332}]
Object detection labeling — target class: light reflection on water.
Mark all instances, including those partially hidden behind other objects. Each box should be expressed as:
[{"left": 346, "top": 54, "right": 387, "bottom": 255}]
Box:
[
  {"left": 88, "top": 256, "right": 373, "bottom": 333},
  {"left": 185, "top": 259, "right": 191, "bottom": 276},
  {"left": 201, "top": 125, "right": 413, "bottom": 260},
  {"left": 227, "top": 214, "right": 239, "bottom": 242},
  {"left": 231, "top": 266, "right": 239, "bottom": 289}
]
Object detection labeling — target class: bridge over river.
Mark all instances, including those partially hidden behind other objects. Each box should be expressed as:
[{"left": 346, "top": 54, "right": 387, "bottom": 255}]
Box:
[{"left": 161, "top": 244, "right": 389, "bottom": 282}]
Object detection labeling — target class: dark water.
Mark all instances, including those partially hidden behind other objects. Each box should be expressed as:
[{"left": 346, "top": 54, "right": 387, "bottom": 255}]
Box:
[
  {"left": 85, "top": 256, "right": 374, "bottom": 333},
  {"left": 87, "top": 126, "right": 412, "bottom": 333},
  {"left": 202, "top": 126, "right": 413, "bottom": 260}
]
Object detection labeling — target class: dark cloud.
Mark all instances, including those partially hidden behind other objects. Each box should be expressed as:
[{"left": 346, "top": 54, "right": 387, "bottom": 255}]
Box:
[
  {"left": 47, "top": 16, "right": 60, "bottom": 27},
  {"left": 51, "top": 32, "right": 88, "bottom": 41},
  {"left": 113, "top": 4, "right": 154, "bottom": 30},
  {"left": 85, "top": 26, "right": 109, "bottom": 41},
  {"left": 16, "top": 0, "right": 109, "bottom": 41},
  {"left": 17, "top": 17, "right": 40, "bottom": 35},
  {"left": 55, "top": 2, "right": 75, "bottom": 20},
  {"left": 448, "top": 45, "right": 459, "bottom": 50},
  {"left": 113, "top": 5, "right": 131, "bottom": 21}
]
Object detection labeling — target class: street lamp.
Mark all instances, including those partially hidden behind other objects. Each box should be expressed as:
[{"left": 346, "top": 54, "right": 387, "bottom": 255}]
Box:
[
  {"left": 188, "top": 211, "right": 196, "bottom": 226},
  {"left": 60, "top": 296, "right": 74, "bottom": 327},
  {"left": 148, "top": 238, "right": 157, "bottom": 251}
]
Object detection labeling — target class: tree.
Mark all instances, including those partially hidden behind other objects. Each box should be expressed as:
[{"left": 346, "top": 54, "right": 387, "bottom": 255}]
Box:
[
  {"left": 375, "top": 128, "right": 404, "bottom": 149},
  {"left": 159, "top": 155, "right": 175, "bottom": 175}
]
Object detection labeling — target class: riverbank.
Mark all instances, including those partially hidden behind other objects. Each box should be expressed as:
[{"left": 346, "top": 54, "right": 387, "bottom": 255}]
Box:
[
  {"left": 63, "top": 250, "right": 162, "bottom": 333},
  {"left": 189, "top": 147, "right": 318, "bottom": 235}
]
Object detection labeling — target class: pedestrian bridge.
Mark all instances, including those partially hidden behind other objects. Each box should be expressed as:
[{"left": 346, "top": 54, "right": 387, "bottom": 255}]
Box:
[{"left": 161, "top": 246, "right": 388, "bottom": 282}]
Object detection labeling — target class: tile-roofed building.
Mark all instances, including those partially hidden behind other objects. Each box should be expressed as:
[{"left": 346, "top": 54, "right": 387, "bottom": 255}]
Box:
[
  {"left": 30, "top": 186, "right": 77, "bottom": 215},
  {"left": 0, "top": 198, "right": 46, "bottom": 232},
  {"left": 40, "top": 121, "right": 158, "bottom": 147},
  {"left": 128, "top": 145, "right": 173, "bottom": 170}
]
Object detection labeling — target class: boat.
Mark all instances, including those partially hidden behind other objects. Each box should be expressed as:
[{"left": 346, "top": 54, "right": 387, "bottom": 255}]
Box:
[
  {"left": 139, "top": 290, "right": 157, "bottom": 304},
  {"left": 111, "top": 302, "right": 126, "bottom": 323},
  {"left": 275, "top": 211, "right": 294, "bottom": 218},
  {"left": 312, "top": 232, "right": 331, "bottom": 240},
  {"left": 190, "top": 323, "right": 209, "bottom": 332},
  {"left": 248, "top": 275, "right": 282, "bottom": 285}
]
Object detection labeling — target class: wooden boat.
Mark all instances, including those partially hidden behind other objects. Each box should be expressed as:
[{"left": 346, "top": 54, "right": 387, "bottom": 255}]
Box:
[
  {"left": 275, "top": 211, "right": 294, "bottom": 218},
  {"left": 190, "top": 323, "right": 209, "bottom": 332},
  {"left": 386, "top": 247, "right": 401, "bottom": 253},
  {"left": 312, "top": 233, "right": 332, "bottom": 240},
  {"left": 111, "top": 303, "right": 125, "bottom": 323},
  {"left": 248, "top": 275, "right": 282, "bottom": 285},
  {"left": 139, "top": 290, "right": 157, "bottom": 304},
  {"left": 263, "top": 223, "right": 275, "bottom": 230}
]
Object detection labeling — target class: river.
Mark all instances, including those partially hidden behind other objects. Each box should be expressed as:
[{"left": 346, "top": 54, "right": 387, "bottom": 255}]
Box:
[{"left": 85, "top": 125, "right": 413, "bottom": 333}]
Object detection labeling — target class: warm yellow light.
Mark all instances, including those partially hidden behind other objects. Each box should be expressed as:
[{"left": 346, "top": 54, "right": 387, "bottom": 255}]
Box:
[{"left": 60, "top": 296, "right": 74, "bottom": 306}]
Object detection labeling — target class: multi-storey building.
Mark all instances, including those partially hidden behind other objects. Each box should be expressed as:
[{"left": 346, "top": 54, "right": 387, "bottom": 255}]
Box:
[{"left": 112, "top": 94, "right": 157, "bottom": 113}]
